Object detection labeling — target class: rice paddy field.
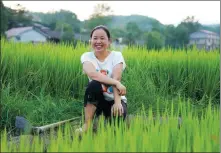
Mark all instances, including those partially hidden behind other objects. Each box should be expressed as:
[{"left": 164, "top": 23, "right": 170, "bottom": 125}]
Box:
[{"left": 0, "top": 39, "right": 220, "bottom": 152}]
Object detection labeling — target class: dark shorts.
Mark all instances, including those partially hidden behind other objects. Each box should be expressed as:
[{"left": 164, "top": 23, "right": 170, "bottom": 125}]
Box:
[{"left": 84, "top": 80, "right": 127, "bottom": 120}]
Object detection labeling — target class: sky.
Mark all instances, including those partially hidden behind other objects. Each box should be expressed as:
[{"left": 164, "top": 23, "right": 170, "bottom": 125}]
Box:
[{"left": 3, "top": 1, "right": 220, "bottom": 25}]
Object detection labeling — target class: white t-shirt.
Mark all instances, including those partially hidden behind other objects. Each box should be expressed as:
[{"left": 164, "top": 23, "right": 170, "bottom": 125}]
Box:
[{"left": 80, "top": 51, "right": 127, "bottom": 103}]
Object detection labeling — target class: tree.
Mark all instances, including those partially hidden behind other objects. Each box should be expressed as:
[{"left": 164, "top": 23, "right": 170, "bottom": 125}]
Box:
[
  {"left": 85, "top": 3, "right": 113, "bottom": 30},
  {"left": 90, "top": 3, "right": 113, "bottom": 18},
  {"left": 55, "top": 21, "right": 72, "bottom": 32},
  {"left": 1, "top": 1, "right": 8, "bottom": 35},
  {"left": 151, "top": 20, "right": 162, "bottom": 33},
  {"left": 110, "top": 28, "right": 126, "bottom": 40},
  {"left": 174, "top": 16, "right": 201, "bottom": 48},
  {"left": 164, "top": 25, "right": 176, "bottom": 48},
  {"left": 123, "top": 22, "right": 141, "bottom": 45},
  {"left": 182, "top": 16, "right": 201, "bottom": 34},
  {"left": 163, "top": 16, "right": 201, "bottom": 49},
  {"left": 30, "top": 10, "right": 81, "bottom": 33},
  {"left": 6, "top": 4, "right": 33, "bottom": 29},
  {"left": 145, "top": 31, "right": 164, "bottom": 50},
  {"left": 55, "top": 21, "right": 74, "bottom": 42},
  {"left": 54, "top": 9, "right": 80, "bottom": 33},
  {"left": 175, "top": 24, "right": 189, "bottom": 48}
]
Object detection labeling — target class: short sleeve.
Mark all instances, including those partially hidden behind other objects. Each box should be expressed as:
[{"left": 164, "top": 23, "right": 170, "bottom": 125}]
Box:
[
  {"left": 113, "top": 52, "right": 126, "bottom": 71},
  {"left": 80, "top": 52, "right": 90, "bottom": 64},
  {"left": 80, "top": 52, "right": 92, "bottom": 74}
]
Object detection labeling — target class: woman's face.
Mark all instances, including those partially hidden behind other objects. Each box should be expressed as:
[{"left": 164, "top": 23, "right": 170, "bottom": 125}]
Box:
[{"left": 90, "top": 29, "right": 111, "bottom": 53}]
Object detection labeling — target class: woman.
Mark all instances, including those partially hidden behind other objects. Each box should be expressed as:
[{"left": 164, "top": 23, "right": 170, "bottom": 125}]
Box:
[{"left": 79, "top": 25, "right": 128, "bottom": 133}]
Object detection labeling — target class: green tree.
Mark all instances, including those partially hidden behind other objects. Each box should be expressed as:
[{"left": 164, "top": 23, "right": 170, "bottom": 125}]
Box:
[
  {"left": 55, "top": 9, "right": 80, "bottom": 33},
  {"left": 30, "top": 10, "right": 80, "bottom": 33},
  {"left": 175, "top": 24, "right": 189, "bottom": 48},
  {"left": 164, "top": 25, "right": 176, "bottom": 48},
  {"left": 90, "top": 3, "right": 113, "bottom": 18},
  {"left": 55, "top": 21, "right": 74, "bottom": 42},
  {"left": 182, "top": 16, "right": 201, "bottom": 33},
  {"left": 175, "top": 16, "right": 201, "bottom": 48},
  {"left": 6, "top": 4, "right": 33, "bottom": 29},
  {"left": 1, "top": 0, "right": 8, "bottom": 35},
  {"left": 124, "top": 22, "right": 141, "bottom": 45},
  {"left": 85, "top": 3, "right": 113, "bottom": 30},
  {"left": 55, "top": 22, "right": 72, "bottom": 31},
  {"left": 145, "top": 31, "right": 164, "bottom": 50},
  {"left": 110, "top": 28, "right": 126, "bottom": 40},
  {"left": 151, "top": 20, "right": 162, "bottom": 33}
]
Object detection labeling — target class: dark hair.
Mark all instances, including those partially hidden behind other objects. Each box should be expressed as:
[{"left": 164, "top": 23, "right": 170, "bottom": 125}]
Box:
[{"left": 90, "top": 25, "right": 111, "bottom": 40}]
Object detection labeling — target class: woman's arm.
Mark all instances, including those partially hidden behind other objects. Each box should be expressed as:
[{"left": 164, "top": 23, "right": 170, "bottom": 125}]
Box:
[
  {"left": 111, "top": 63, "right": 125, "bottom": 116},
  {"left": 83, "top": 61, "right": 126, "bottom": 94},
  {"left": 112, "top": 63, "right": 125, "bottom": 97}
]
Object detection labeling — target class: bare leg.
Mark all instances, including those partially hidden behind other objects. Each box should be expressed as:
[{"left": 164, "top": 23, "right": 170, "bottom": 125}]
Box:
[{"left": 82, "top": 103, "right": 97, "bottom": 132}]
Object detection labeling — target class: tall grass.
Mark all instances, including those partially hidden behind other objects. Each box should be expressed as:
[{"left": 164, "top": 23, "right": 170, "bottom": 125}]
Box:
[
  {"left": 0, "top": 87, "right": 82, "bottom": 129},
  {"left": 2, "top": 99, "right": 219, "bottom": 152},
  {"left": 1, "top": 39, "right": 219, "bottom": 101},
  {"left": 0, "top": 39, "right": 220, "bottom": 129},
  {"left": 124, "top": 46, "right": 219, "bottom": 103},
  {"left": 1, "top": 40, "right": 89, "bottom": 98}
]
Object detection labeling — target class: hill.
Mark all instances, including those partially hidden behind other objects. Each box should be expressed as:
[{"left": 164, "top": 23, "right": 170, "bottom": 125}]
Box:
[
  {"left": 200, "top": 24, "right": 220, "bottom": 34},
  {"left": 29, "top": 12, "right": 220, "bottom": 35},
  {"left": 108, "top": 15, "right": 165, "bottom": 31}
]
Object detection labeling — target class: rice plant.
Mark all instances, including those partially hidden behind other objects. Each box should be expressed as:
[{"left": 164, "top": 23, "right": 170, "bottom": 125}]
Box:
[
  {"left": 1, "top": 100, "right": 219, "bottom": 152},
  {"left": 0, "top": 39, "right": 219, "bottom": 152}
]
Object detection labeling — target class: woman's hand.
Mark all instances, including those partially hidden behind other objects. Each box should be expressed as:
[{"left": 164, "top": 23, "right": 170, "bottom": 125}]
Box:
[
  {"left": 111, "top": 102, "right": 124, "bottom": 116},
  {"left": 115, "top": 82, "right": 126, "bottom": 96}
]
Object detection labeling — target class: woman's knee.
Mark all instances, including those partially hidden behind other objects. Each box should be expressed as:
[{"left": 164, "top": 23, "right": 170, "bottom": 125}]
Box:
[
  {"left": 84, "top": 80, "right": 103, "bottom": 107},
  {"left": 86, "top": 80, "right": 102, "bottom": 93}
]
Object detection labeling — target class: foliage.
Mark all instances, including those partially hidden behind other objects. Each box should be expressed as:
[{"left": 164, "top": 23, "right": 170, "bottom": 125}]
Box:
[
  {"left": 1, "top": 101, "right": 220, "bottom": 152},
  {"left": 145, "top": 31, "right": 164, "bottom": 50},
  {"left": 0, "top": 0, "right": 8, "bottom": 35},
  {"left": 164, "top": 25, "right": 176, "bottom": 48},
  {"left": 55, "top": 21, "right": 74, "bottom": 42},
  {"left": 175, "top": 24, "right": 189, "bottom": 47},
  {"left": 30, "top": 9, "right": 81, "bottom": 33},
  {"left": 84, "top": 3, "right": 113, "bottom": 30},
  {"left": 90, "top": 3, "right": 113, "bottom": 18},
  {"left": 201, "top": 24, "right": 220, "bottom": 35},
  {"left": 109, "top": 15, "right": 164, "bottom": 31},
  {"left": 110, "top": 28, "right": 126, "bottom": 40},
  {"left": 123, "top": 22, "right": 141, "bottom": 45},
  {"left": 1, "top": 40, "right": 219, "bottom": 129},
  {"left": 84, "top": 16, "right": 112, "bottom": 30},
  {"left": 1, "top": 2, "right": 220, "bottom": 49},
  {"left": 175, "top": 16, "right": 201, "bottom": 48},
  {"left": 1, "top": 2, "right": 33, "bottom": 33}
]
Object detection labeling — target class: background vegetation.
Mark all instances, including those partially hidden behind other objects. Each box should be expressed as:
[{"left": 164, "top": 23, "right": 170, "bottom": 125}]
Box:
[
  {"left": 1, "top": 1, "right": 220, "bottom": 49},
  {"left": 1, "top": 39, "right": 219, "bottom": 130}
]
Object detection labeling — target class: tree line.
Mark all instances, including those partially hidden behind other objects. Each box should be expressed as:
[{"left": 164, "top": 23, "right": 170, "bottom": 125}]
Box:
[{"left": 1, "top": 1, "right": 220, "bottom": 49}]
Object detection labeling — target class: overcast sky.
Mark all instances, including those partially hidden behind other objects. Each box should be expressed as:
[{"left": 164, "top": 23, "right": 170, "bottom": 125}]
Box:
[{"left": 3, "top": 1, "right": 220, "bottom": 25}]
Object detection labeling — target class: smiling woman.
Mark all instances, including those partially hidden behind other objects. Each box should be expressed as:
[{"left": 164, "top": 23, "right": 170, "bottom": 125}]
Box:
[{"left": 77, "top": 25, "right": 128, "bottom": 133}]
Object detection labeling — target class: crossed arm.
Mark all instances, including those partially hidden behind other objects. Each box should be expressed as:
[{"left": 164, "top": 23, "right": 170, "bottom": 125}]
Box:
[
  {"left": 111, "top": 63, "right": 125, "bottom": 115},
  {"left": 82, "top": 61, "right": 126, "bottom": 96},
  {"left": 111, "top": 63, "right": 124, "bottom": 101}
]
